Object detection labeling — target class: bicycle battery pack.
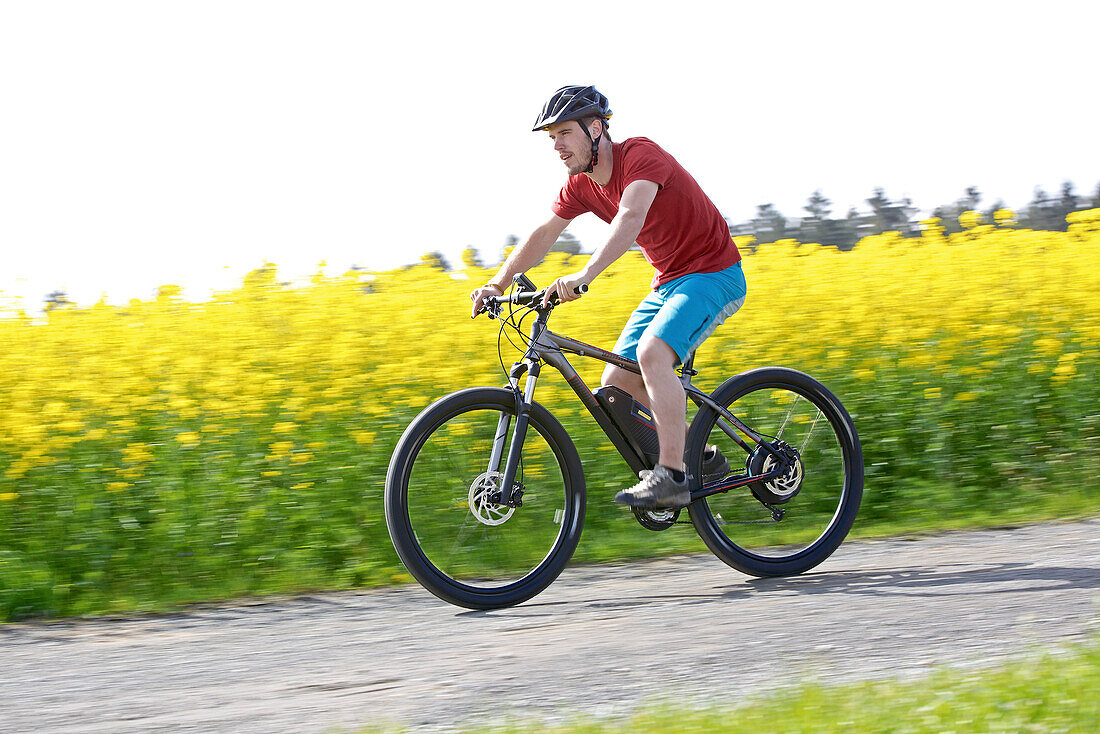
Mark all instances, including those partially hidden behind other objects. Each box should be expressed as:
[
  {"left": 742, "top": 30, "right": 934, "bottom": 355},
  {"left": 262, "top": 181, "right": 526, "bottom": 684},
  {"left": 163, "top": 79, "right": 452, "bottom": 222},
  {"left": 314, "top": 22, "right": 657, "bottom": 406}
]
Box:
[{"left": 593, "top": 385, "right": 660, "bottom": 467}]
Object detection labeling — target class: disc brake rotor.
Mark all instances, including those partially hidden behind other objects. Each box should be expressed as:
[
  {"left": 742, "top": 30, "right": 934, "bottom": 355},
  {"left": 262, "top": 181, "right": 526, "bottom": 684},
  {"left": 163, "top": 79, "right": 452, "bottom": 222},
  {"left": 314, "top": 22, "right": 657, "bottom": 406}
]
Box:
[
  {"left": 761, "top": 452, "right": 803, "bottom": 498},
  {"left": 747, "top": 443, "right": 805, "bottom": 504},
  {"left": 468, "top": 471, "right": 515, "bottom": 526}
]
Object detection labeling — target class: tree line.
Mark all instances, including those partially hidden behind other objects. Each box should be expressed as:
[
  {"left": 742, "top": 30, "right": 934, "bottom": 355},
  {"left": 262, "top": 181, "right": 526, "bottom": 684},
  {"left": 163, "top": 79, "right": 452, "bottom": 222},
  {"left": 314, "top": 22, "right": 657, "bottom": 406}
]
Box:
[{"left": 732, "top": 180, "right": 1100, "bottom": 251}]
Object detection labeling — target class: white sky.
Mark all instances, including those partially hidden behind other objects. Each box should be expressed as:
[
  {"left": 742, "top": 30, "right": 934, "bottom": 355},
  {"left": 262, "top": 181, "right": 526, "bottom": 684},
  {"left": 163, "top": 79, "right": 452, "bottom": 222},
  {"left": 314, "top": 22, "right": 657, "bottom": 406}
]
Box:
[{"left": 2, "top": 1, "right": 1098, "bottom": 310}]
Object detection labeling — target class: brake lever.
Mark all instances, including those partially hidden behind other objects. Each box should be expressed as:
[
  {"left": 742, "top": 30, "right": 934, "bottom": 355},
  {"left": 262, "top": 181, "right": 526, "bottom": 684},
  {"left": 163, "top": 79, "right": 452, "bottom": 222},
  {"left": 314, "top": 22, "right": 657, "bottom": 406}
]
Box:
[{"left": 475, "top": 297, "right": 503, "bottom": 320}]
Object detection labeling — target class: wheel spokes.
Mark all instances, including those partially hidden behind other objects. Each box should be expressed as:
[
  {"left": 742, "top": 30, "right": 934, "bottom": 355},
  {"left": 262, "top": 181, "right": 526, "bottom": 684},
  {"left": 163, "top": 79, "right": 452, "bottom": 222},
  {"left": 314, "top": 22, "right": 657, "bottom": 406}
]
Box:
[
  {"left": 702, "top": 386, "right": 847, "bottom": 557},
  {"left": 405, "top": 405, "right": 569, "bottom": 587}
]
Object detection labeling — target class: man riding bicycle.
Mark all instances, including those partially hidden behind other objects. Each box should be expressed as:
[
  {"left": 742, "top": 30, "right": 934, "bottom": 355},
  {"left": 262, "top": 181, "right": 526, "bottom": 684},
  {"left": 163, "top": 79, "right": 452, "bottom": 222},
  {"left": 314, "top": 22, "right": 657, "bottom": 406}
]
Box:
[{"left": 470, "top": 84, "right": 746, "bottom": 510}]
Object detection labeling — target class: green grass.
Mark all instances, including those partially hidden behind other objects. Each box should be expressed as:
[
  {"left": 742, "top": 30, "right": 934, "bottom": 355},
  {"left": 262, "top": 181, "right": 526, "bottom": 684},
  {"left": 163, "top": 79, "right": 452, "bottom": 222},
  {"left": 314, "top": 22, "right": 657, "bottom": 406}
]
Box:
[{"left": 356, "top": 639, "right": 1100, "bottom": 733}]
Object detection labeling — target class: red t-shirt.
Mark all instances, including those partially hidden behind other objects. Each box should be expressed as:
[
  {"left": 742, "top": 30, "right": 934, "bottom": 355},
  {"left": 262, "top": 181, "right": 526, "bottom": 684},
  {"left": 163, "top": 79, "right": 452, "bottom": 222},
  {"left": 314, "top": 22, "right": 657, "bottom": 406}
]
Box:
[{"left": 551, "top": 137, "right": 740, "bottom": 289}]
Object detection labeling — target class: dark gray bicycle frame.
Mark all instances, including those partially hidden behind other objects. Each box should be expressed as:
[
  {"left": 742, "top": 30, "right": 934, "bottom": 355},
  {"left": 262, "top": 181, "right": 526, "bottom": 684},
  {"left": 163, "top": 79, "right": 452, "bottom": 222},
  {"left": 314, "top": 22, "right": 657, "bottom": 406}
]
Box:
[{"left": 490, "top": 308, "right": 786, "bottom": 506}]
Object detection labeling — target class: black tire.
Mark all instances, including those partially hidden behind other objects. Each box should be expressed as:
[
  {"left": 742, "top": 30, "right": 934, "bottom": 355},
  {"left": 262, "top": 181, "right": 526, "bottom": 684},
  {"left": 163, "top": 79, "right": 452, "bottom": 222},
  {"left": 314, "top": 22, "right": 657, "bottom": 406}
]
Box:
[
  {"left": 384, "top": 387, "right": 586, "bottom": 609},
  {"left": 685, "top": 367, "right": 862, "bottom": 577}
]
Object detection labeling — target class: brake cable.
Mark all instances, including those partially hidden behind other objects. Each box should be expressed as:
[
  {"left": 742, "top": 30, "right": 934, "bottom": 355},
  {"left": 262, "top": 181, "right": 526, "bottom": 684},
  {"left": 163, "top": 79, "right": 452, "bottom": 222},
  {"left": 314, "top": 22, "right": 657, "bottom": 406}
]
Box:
[{"left": 494, "top": 284, "right": 536, "bottom": 380}]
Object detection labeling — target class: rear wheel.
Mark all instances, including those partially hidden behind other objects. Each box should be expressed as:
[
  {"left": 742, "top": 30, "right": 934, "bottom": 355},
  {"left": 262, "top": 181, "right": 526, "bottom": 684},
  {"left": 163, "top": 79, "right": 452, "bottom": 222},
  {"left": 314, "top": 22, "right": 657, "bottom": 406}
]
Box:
[
  {"left": 685, "top": 368, "right": 862, "bottom": 577},
  {"left": 385, "top": 388, "right": 585, "bottom": 609}
]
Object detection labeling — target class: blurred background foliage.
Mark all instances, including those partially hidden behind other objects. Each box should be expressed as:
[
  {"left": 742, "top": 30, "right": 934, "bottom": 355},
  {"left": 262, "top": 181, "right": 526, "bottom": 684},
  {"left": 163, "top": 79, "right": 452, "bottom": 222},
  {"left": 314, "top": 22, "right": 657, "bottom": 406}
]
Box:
[
  {"left": 1, "top": 208, "right": 1098, "bottom": 621},
  {"left": 728, "top": 181, "right": 1100, "bottom": 250}
]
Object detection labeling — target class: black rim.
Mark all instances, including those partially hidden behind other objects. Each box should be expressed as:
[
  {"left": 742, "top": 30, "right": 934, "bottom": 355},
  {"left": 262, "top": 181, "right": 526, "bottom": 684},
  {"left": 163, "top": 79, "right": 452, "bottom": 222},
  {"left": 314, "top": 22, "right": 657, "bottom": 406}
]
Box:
[
  {"left": 695, "top": 379, "right": 857, "bottom": 565},
  {"left": 396, "top": 398, "right": 580, "bottom": 595}
]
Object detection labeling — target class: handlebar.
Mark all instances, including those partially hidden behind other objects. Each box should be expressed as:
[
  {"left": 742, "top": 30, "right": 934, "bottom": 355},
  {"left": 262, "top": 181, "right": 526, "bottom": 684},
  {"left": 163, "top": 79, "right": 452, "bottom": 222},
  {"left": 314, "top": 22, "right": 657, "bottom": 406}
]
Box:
[
  {"left": 498, "top": 283, "right": 587, "bottom": 305},
  {"left": 477, "top": 281, "right": 588, "bottom": 318}
]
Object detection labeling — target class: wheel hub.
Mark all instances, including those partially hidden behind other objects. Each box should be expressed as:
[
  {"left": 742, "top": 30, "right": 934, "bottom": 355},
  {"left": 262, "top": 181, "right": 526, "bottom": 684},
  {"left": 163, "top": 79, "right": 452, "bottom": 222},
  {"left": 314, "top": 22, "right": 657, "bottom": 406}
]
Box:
[
  {"left": 468, "top": 471, "right": 515, "bottom": 526},
  {"left": 746, "top": 442, "right": 804, "bottom": 504}
]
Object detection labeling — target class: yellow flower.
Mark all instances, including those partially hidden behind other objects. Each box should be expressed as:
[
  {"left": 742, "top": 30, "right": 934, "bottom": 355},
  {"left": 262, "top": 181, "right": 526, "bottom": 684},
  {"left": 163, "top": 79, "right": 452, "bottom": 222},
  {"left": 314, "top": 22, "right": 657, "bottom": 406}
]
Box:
[
  {"left": 1033, "top": 337, "right": 1062, "bottom": 357},
  {"left": 958, "top": 210, "right": 983, "bottom": 229},
  {"left": 57, "top": 419, "right": 85, "bottom": 433},
  {"left": 352, "top": 430, "right": 376, "bottom": 445},
  {"left": 1053, "top": 363, "right": 1077, "bottom": 379},
  {"left": 175, "top": 432, "right": 200, "bottom": 448},
  {"left": 123, "top": 443, "right": 154, "bottom": 464},
  {"left": 0, "top": 492, "right": 19, "bottom": 502},
  {"left": 267, "top": 441, "right": 294, "bottom": 459}
]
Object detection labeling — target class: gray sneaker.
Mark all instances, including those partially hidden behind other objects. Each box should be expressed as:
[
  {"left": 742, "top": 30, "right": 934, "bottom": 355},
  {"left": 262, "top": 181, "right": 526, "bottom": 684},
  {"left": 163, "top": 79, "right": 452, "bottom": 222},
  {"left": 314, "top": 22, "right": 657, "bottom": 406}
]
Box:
[{"left": 614, "top": 465, "right": 691, "bottom": 509}]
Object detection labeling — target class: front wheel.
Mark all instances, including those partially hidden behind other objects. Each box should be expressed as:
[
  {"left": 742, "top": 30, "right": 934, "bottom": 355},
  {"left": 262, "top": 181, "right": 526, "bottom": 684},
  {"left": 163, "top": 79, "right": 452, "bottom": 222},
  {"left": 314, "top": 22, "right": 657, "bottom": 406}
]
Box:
[
  {"left": 685, "top": 367, "right": 863, "bottom": 577},
  {"left": 384, "top": 387, "right": 586, "bottom": 609}
]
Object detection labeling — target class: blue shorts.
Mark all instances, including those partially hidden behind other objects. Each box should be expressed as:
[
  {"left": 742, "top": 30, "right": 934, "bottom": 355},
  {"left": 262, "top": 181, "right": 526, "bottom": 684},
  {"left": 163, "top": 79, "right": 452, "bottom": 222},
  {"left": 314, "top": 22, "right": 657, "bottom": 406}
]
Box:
[{"left": 613, "top": 262, "right": 747, "bottom": 364}]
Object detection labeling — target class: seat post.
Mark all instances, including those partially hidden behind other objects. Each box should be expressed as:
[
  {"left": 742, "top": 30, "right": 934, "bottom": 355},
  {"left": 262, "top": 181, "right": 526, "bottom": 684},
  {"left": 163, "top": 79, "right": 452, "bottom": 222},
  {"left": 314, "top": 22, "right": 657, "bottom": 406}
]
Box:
[{"left": 678, "top": 352, "right": 697, "bottom": 388}]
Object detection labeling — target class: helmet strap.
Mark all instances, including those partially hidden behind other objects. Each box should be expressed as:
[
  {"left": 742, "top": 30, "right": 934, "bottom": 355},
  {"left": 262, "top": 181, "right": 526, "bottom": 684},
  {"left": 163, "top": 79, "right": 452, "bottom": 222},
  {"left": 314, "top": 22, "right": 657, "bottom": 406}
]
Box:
[{"left": 582, "top": 119, "right": 603, "bottom": 174}]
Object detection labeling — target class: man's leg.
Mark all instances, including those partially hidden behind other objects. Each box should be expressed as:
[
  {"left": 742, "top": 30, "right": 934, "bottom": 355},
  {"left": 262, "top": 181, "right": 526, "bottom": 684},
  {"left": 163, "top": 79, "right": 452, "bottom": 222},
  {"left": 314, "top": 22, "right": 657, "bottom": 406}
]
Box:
[
  {"left": 610, "top": 266, "right": 746, "bottom": 508},
  {"left": 635, "top": 334, "right": 685, "bottom": 471},
  {"left": 601, "top": 364, "right": 647, "bottom": 405},
  {"left": 611, "top": 332, "right": 692, "bottom": 509},
  {"left": 603, "top": 333, "right": 686, "bottom": 468}
]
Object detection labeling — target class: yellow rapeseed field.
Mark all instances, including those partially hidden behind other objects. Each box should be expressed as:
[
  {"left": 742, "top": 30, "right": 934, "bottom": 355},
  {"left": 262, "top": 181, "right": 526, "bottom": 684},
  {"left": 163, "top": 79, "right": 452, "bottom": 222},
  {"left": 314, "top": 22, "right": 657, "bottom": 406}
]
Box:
[{"left": 1, "top": 210, "right": 1098, "bottom": 618}]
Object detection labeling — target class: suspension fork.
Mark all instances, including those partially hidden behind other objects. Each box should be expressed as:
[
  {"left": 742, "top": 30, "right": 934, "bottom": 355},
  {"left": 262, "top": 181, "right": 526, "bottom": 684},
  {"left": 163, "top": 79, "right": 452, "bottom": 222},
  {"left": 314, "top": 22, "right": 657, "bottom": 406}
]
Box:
[
  {"left": 488, "top": 411, "right": 511, "bottom": 475},
  {"left": 493, "top": 358, "right": 540, "bottom": 506}
]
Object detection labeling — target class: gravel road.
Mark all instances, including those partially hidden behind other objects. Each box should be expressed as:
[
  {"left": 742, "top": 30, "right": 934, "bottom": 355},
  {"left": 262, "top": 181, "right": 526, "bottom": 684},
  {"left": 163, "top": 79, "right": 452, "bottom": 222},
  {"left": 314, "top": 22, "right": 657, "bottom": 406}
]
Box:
[{"left": 3, "top": 519, "right": 1098, "bottom": 733}]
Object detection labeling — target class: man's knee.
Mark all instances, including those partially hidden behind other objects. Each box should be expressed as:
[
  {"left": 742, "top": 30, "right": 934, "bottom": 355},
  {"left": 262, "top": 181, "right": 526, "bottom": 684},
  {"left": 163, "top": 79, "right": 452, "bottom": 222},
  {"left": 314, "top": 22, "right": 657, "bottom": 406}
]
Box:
[{"left": 637, "top": 334, "right": 678, "bottom": 373}]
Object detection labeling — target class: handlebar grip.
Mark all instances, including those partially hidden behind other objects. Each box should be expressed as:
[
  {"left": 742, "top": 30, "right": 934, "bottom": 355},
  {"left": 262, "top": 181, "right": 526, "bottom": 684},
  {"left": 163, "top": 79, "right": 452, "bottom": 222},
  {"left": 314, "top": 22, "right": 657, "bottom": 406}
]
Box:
[{"left": 574, "top": 283, "right": 589, "bottom": 295}]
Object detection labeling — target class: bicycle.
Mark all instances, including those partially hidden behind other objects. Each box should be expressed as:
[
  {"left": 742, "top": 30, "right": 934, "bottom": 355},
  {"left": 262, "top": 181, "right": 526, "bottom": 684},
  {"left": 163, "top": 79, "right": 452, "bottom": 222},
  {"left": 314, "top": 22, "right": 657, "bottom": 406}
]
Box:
[{"left": 384, "top": 274, "right": 863, "bottom": 609}]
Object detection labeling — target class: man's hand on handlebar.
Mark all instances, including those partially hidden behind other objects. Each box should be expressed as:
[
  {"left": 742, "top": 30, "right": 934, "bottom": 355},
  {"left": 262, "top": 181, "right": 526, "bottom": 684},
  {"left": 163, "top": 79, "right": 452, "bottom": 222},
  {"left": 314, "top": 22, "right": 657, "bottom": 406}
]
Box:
[
  {"left": 542, "top": 272, "right": 590, "bottom": 307},
  {"left": 470, "top": 283, "right": 504, "bottom": 319}
]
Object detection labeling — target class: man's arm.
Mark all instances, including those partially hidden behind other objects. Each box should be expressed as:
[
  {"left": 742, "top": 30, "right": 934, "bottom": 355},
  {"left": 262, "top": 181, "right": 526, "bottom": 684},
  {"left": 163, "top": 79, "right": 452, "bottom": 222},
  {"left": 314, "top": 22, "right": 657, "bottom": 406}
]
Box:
[
  {"left": 545, "top": 179, "right": 659, "bottom": 304},
  {"left": 470, "top": 214, "right": 571, "bottom": 317}
]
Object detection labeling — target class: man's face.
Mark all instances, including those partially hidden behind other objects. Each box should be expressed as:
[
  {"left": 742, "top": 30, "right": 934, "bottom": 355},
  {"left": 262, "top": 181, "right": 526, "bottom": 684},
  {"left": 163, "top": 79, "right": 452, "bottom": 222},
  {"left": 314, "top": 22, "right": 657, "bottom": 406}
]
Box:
[{"left": 547, "top": 120, "right": 592, "bottom": 176}]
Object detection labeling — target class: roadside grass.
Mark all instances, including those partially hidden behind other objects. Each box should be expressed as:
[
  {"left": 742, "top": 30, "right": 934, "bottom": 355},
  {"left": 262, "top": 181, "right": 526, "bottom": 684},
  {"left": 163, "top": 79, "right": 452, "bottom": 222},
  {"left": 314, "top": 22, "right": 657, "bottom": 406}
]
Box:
[{"left": 355, "top": 639, "right": 1100, "bottom": 733}]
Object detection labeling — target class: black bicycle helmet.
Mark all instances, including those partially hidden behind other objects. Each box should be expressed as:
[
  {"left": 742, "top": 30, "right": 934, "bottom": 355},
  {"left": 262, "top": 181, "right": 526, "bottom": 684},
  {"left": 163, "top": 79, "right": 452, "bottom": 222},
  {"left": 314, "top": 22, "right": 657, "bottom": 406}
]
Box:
[
  {"left": 532, "top": 85, "right": 613, "bottom": 172},
  {"left": 532, "top": 85, "right": 613, "bottom": 131}
]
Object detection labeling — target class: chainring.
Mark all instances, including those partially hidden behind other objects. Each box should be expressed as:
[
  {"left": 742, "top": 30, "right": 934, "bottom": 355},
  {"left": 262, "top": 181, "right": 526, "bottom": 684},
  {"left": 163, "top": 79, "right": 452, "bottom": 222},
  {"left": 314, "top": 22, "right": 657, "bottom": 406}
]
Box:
[{"left": 631, "top": 506, "right": 681, "bottom": 531}]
